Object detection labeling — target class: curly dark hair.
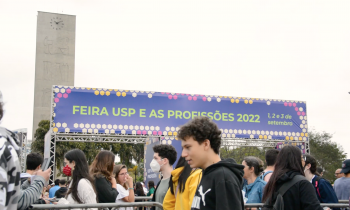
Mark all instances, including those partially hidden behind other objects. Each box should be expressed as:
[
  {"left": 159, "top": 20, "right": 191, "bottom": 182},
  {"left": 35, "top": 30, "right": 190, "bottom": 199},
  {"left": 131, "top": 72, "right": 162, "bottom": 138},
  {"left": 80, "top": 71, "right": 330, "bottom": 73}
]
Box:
[
  {"left": 177, "top": 117, "right": 222, "bottom": 154},
  {"left": 153, "top": 144, "right": 177, "bottom": 165}
]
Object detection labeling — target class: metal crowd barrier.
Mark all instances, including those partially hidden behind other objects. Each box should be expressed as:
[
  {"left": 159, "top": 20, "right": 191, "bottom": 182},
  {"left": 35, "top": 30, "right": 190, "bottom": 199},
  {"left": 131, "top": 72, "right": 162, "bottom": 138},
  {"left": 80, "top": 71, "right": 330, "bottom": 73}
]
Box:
[
  {"left": 30, "top": 201, "right": 349, "bottom": 210},
  {"left": 134, "top": 196, "right": 152, "bottom": 200},
  {"left": 30, "top": 202, "right": 163, "bottom": 210},
  {"left": 245, "top": 203, "right": 349, "bottom": 208}
]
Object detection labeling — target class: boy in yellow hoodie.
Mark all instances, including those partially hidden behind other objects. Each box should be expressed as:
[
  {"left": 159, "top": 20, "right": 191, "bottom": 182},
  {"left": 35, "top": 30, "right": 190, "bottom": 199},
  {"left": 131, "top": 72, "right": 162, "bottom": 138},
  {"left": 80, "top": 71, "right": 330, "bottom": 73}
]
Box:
[{"left": 163, "top": 157, "right": 202, "bottom": 210}]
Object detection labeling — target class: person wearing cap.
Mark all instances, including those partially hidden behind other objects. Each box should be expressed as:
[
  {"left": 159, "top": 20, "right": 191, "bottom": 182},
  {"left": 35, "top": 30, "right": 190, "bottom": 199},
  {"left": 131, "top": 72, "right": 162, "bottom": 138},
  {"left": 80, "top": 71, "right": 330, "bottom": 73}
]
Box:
[
  {"left": 49, "top": 179, "right": 61, "bottom": 198},
  {"left": 333, "top": 159, "right": 350, "bottom": 200}
]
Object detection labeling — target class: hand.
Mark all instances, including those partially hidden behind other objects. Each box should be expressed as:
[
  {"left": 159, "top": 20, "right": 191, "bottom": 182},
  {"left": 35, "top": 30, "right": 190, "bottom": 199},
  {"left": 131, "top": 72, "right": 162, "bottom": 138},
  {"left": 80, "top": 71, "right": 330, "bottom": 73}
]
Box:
[
  {"left": 36, "top": 168, "right": 51, "bottom": 182},
  {"left": 111, "top": 177, "right": 117, "bottom": 189},
  {"left": 126, "top": 174, "right": 133, "bottom": 186}
]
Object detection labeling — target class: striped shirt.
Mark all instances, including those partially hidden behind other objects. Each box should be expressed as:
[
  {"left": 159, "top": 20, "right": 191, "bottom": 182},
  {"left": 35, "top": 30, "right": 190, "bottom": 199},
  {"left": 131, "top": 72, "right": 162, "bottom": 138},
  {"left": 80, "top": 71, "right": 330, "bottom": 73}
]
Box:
[
  {"left": 0, "top": 127, "right": 21, "bottom": 210},
  {"left": 0, "top": 127, "right": 46, "bottom": 210}
]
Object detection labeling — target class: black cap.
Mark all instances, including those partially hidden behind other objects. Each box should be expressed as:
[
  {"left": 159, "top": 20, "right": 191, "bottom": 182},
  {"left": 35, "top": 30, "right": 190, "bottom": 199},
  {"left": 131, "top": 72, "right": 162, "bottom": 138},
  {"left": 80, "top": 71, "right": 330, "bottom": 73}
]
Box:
[{"left": 340, "top": 159, "right": 350, "bottom": 174}]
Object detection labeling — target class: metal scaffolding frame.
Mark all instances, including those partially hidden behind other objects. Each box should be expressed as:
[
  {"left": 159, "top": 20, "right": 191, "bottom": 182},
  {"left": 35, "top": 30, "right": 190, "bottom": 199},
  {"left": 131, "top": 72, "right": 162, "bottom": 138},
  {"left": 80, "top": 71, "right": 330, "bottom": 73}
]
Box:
[
  {"left": 222, "top": 138, "right": 309, "bottom": 153},
  {"left": 47, "top": 133, "right": 152, "bottom": 183},
  {"left": 47, "top": 86, "right": 310, "bottom": 183},
  {"left": 47, "top": 132, "right": 309, "bottom": 183},
  {"left": 14, "top": 130, "right": 28, "bottom": 173}
]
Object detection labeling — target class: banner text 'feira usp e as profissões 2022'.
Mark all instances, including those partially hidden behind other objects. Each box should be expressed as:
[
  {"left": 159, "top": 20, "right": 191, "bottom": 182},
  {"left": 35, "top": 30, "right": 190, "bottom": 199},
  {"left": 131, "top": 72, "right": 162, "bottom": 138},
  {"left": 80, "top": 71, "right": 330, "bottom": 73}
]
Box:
[{"left": 52, "top": 86, "right": 309, "bottom": 142}]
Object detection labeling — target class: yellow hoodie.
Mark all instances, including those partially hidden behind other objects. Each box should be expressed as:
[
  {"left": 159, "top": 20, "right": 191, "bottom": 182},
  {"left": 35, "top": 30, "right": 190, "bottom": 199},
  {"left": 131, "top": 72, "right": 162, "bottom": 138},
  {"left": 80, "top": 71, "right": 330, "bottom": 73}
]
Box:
[{"left": 163, "top": 167, "right": 202, "bottom": 210}]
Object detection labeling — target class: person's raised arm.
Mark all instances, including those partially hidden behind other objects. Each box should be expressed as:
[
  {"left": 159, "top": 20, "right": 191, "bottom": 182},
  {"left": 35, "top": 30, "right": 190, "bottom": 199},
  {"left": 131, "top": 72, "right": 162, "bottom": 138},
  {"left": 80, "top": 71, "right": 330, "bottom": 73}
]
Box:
[
  {"left": 17, "top": 169, "right": 51, "bottom": 210},
  {"left": 122, "top": 174, "right": 135, "bottom": 202}
]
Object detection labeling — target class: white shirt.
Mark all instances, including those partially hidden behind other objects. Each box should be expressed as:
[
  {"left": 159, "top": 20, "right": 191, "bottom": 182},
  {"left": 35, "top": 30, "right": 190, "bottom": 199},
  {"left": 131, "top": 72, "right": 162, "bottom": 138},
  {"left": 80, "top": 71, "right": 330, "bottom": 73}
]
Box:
[
  {"left": 143, "top": 187, "right": 149, "bottom": 194},
  {"left": 57, "top": 178, "right": 97, "bottom": 210},
  {"left": 310, "top": 175, "right": 316, "bottom": 183},
  {"left": 116, "top": 184, "right": 133, "bottom": 210}
]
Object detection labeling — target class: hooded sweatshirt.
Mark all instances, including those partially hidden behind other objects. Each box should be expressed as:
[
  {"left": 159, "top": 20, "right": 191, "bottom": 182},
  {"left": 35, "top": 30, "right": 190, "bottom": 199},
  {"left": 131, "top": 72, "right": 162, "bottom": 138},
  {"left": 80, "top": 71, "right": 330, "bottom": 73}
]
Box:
[
  {"left": 266, "top": 171, "right": 323, "bottom": 210},
  {"left": 163, "top": 167, "right": 202, "bottom": 210},
  {"left": 191, "top": 158, "right": 245, "bottom": 210}
]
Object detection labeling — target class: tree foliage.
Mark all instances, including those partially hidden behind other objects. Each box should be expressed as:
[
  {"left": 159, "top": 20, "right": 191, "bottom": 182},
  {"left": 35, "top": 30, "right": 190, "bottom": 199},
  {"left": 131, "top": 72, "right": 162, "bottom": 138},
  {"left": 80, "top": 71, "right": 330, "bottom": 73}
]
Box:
[
  {"left": 309, "top": 131, "right": 346, "bottom": 183},
  {"left": 31, "top": 120, "right": 145, "bottom": 180},
  {"left": 31, "top": 120, "right": 50, "bottom": 154},
  {"left": 219, "top": 131, "right": 347, "bottom": 184},
  {"left": 220, "top": 146, "right": 268, "bottom": 165}
]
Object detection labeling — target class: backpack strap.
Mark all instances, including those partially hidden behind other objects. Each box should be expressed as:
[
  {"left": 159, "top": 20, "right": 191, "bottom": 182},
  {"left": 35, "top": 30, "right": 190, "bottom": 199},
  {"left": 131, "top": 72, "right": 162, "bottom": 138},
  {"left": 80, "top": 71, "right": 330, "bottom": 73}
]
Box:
[
  {"left": 261, "top": 171, "right": 273, "bottom": 180},
  {"left": 263, "top": 175, "right": 306, "bottom": 208},
  {"left": 277, "top": 175, "right": 306, "bottom": 196},
  {"left": 314, "top": 176, "right": 323, "bottom": 199}
]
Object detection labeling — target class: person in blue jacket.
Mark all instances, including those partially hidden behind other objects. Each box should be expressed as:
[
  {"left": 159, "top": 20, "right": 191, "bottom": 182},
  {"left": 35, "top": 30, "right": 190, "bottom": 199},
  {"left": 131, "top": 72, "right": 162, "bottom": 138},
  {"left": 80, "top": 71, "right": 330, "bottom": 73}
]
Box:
[
  {"left": 242, "top": 156, "right": 267, "bottom": 203},
  {"left": 303, "top": 154, "right": 339, "bottom": 208}
]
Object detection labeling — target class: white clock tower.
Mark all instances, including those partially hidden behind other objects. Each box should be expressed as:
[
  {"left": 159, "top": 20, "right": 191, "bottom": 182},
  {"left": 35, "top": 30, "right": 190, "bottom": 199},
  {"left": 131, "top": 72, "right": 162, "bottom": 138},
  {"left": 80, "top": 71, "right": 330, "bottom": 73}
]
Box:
[{"left": 32, "top": 12, "right": 76, "bottom": 139}]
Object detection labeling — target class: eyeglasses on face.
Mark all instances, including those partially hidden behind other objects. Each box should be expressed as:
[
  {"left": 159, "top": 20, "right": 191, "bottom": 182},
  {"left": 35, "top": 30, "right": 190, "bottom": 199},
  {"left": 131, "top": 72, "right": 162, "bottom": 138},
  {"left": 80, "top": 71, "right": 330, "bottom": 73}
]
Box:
[{"left": 119, "top": 172, "right": 129, "bottom": 176}]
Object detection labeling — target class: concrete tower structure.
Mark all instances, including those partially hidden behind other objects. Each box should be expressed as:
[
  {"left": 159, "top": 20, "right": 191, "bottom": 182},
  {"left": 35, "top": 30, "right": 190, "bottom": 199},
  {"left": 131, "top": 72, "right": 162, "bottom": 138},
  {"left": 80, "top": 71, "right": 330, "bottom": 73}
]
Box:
[{"left": 32, "top": 12, "right": 75, "bottom": 139}]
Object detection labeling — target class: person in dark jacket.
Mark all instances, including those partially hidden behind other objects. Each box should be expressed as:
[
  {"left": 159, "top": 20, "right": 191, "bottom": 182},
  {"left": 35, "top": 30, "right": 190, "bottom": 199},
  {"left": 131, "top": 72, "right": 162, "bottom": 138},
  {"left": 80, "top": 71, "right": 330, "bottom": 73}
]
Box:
[
  {"left": 303, "top": 154, "right": 339, "bottom": 207},
  {"left": 177, "top": 117, "right": 245, "bottom": 210},
  {"left": 55, "top": 179, "right": 68, "bottom": 198},
  {"left": 90, "top": 150, "right": 118, "bottom": 203},
  {"left": 262, "top": 145, "right": 323, "bottom": 210}
]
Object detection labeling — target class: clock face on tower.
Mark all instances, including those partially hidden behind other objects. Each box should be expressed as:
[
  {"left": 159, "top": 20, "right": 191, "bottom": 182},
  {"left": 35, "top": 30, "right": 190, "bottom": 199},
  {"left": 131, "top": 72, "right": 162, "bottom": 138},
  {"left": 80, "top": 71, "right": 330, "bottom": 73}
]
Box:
[{"left": 50, "top": 17, "right": 64, "bottom": 30}]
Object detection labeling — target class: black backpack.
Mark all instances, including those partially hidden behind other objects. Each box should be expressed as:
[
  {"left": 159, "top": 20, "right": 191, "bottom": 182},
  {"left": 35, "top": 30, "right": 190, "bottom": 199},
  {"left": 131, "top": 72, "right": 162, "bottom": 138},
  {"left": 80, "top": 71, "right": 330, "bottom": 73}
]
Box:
[{"left": 262, "top": 175, "right": 306, "bottom": 210}]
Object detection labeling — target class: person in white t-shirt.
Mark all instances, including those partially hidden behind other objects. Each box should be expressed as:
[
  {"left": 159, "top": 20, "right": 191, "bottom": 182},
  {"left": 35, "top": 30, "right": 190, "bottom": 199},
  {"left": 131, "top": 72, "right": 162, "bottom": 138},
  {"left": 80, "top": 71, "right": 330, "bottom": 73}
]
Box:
[
  {"left": 141, "top": 182, "right": 149, "bottom": 194},
  {"left": 114, "top": 164, "right": 135, "bottom": 210}
]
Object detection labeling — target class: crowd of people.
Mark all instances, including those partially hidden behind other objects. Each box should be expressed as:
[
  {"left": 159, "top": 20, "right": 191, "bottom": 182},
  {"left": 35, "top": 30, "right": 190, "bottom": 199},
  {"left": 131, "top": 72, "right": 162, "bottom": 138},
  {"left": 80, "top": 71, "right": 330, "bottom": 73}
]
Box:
[{"left": 1, "top": 93, "right": 350, "bottom": 210}]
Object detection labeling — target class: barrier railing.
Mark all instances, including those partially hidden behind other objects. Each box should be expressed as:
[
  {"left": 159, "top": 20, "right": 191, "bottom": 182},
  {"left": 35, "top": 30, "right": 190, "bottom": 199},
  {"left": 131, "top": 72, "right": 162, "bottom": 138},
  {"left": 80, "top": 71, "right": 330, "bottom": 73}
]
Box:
[
  {"left": 30, "top": 202, "right": 163, "bottom": 210},
  {"left": 30, "top": 201, "right": 349, "bottom": 210},
  {"left": 134, "top": 196, "right": 152, "bottom": 200},
  {"left": 244, "top": 203, "right": 349, "bottom": 208}
]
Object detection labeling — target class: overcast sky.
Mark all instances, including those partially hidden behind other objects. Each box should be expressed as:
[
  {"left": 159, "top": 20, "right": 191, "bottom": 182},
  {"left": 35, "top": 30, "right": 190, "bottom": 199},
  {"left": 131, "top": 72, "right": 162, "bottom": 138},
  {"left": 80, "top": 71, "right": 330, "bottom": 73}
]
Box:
[{"left": 1, "top": 0, "right": 349, "bottom": 158}]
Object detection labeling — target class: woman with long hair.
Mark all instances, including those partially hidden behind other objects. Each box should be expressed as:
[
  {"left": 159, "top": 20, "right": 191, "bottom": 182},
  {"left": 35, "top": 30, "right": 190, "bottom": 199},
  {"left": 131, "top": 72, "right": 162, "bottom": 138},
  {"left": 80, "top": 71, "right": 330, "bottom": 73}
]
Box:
[
  {"left": 90, "top": 150, "right": 118, "bottom": 203},
  {"left": 147, "top": 181, "right": 155, "bottom": 197},
  {"left": 113, "top": 164, "right": 135, "bottom": 210},
  {"left": 56, "top": 149, "right": 97, "bottom": 208},
  {"left": 242, "top": 156, "right": 266, "bottom": 204},
  {"left": 262, "top": 145, "right": 322, "bottom": 210},
  {"left": 135, "top": 182, "right": 146, "bottom": 210},
  {"left": 163, "top": 156, "right": 202, "bottom": 210},
  {"left": 135, "top": 182, "right": 145, "bottom": 196}
]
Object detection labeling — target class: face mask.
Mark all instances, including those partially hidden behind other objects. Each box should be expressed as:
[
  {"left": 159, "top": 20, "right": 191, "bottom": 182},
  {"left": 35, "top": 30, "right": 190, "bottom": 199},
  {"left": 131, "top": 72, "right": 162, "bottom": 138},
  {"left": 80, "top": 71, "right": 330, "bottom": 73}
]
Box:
[
  {"left": 63, "top": 165, "right": 72, "bottom": 176},
  {"left": 150, "top": 159, "right": 164, "bottom": 173}
]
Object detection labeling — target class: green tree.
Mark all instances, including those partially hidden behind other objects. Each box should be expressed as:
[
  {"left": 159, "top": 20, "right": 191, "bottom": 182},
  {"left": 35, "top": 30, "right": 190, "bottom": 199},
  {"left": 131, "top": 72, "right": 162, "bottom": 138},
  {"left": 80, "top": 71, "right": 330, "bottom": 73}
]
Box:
[
  {"left": 309, "top": 131, "right": 346, "bottom": 183},
  {"left": 220, "top": 146, "right": 267, "bottom": 165},
  {"left": 31, "top": 120, "right": 120, "bottom": 174},
  {"left": 116, "top": 144, "right": 134, "bottom": 168},
  {"left": 31, "top": 120, "right": 50, "bottom": 154},
  {"left": 131, "top": 144, "right": 144, "bottom": 165}
]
